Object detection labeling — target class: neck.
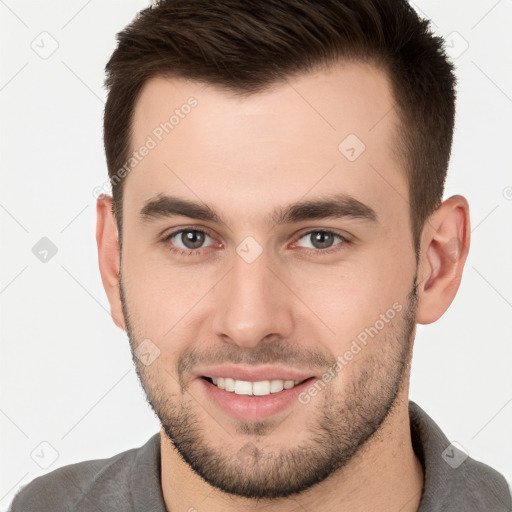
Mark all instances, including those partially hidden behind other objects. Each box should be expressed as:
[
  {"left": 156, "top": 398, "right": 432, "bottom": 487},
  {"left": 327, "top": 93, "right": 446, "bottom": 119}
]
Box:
[{"left": 160, "top": 385, "right": 423, "bottom": 512}]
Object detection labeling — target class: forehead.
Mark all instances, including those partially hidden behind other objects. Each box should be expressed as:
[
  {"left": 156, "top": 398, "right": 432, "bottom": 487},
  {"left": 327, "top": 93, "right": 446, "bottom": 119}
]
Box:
[{"left": 125, "top": 61, "right": 407, "bottom": 230}]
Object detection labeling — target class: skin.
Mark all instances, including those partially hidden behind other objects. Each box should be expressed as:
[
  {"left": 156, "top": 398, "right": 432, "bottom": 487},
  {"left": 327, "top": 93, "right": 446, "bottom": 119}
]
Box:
[{"left": 96, "top": 61, "right": 470, "bottom": 511}]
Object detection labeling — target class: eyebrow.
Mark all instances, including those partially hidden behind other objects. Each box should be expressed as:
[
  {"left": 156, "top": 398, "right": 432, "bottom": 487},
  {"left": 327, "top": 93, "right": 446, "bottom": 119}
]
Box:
[{"left": 139, "top": 192, "right": 378, "bottom": 227}]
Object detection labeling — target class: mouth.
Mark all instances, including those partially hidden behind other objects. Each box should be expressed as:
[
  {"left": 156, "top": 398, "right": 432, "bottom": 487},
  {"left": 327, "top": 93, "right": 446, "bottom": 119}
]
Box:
[
  {"left": 201, "top": 376, "right": 314, "bottom": 396},
  {"left": 199, "top": 374, "right": 318, "bottom": 421}
]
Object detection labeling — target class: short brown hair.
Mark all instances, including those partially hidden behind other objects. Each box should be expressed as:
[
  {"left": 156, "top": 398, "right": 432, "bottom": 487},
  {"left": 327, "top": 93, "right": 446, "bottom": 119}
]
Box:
[{"left": 103, "top": 0, "right": 456, "bottom": 255}]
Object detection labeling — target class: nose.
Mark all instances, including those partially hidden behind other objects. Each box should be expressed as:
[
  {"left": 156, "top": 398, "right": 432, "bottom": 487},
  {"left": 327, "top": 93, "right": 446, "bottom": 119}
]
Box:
[{"left": 211, "top": 248, "right": 294, "bottom": 349}]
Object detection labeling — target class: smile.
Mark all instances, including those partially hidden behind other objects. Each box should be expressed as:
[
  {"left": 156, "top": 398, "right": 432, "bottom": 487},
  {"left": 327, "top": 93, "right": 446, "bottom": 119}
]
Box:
[{"left": 204, "top": 377, "right": 308, "bottom": 396}]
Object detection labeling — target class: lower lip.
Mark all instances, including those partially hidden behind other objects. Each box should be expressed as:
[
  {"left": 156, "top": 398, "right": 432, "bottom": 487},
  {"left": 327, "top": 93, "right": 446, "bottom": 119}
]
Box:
[{"left": 200, "top": 377, "right": 317, "bottom": 422}]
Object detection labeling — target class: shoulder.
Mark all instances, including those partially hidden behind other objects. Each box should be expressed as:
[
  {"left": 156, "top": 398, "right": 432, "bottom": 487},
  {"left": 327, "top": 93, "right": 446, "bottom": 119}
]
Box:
[
  {"left": 409, "top": 401, "right": 512, "bottom": 510},
  {"left": 7, "top": 438, "right": 154, "bottom": 512}
]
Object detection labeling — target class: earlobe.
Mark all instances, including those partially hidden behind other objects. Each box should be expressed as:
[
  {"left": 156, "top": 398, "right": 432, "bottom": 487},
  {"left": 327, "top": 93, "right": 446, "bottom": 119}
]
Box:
[
  {"left": 416, "top": 195, "right": 470, "bottom": 324},
  {"left": 96, "top": 195, "right": 126, "bottom": 331}
]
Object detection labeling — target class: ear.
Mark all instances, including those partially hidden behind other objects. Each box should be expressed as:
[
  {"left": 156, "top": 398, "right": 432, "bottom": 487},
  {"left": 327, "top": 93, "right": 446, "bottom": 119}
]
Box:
[
  {"left": 416, "top": 195, "right": 470, "bottom": 324},
  {"left": 96, "top": 195, "right": 126, "bottom": 330}
]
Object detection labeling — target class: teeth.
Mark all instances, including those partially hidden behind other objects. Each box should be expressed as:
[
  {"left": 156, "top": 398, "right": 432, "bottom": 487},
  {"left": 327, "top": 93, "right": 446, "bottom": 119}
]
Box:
[
  {"left": 270, "top": 379, "right": 284, "bottom": 393},
  {"left": 253, "top": 381, "right": 270, "bottom": 396},
  {"left": 209, "top": 377, "right": 304, "bottom": 396},
  {"left": 224, "top": 377, "right": 236, "bottom": 392},
  {"left": 235, "top": 380, "right": 253, "bottom": 395}
]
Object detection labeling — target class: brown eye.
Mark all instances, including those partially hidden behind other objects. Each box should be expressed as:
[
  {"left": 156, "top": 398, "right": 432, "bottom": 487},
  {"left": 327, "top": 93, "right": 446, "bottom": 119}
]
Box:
[
  {"left": 166, "top": 229, "right": 214, "bottom": 252},
  {"left": 296, "top": 230, "right": 345, "bottom": 251},
  {"left": 180, "top": 230, "right": 205, "bottom": 249},
  {"left": 311, "top": 231, "right": 335, "bottom": 249}
]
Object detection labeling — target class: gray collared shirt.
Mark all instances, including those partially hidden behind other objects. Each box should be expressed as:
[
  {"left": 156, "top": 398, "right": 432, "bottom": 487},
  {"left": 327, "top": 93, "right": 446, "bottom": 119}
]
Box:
[{"left": 8, "top": 401, "right": 512, "bottom": 511}]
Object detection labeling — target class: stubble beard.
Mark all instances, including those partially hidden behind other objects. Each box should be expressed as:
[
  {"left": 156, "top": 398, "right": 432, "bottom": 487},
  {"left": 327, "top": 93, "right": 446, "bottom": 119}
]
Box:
[{"left": 120, "top": 272, "right": 418, "bottom": 499}]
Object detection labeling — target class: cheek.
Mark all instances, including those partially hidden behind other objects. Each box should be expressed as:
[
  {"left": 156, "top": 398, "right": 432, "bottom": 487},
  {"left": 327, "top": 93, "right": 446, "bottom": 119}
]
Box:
[
  {"left": 121, "top": 245, "right": 219, "bottom": 341},
  {"left": 286, "top": 252, "right": 412, "bottom": 355}
]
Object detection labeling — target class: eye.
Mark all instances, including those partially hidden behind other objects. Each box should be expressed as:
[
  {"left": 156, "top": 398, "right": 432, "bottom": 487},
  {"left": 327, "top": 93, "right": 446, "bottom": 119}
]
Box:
[
  {"left": 294, "top": 230, "right": 349, "bottom": 254},
  {"left": 162, "top": 228, "right": 351, "bottom": 258},
  {"left": 164, "top": 228, "right": 216, "bottom": 256}
]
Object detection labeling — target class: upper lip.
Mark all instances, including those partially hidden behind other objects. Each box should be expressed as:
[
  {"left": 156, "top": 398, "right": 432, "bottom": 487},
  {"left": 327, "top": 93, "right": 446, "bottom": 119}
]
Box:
[{"left": 195, "top": 364, "right": 316, "bottom": 382}]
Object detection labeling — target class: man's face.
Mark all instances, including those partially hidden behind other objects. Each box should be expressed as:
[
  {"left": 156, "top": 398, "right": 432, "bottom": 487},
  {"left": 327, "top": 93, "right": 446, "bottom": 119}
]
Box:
[{"left": 119, "top": 62, "right": 419, "bottom": 498}]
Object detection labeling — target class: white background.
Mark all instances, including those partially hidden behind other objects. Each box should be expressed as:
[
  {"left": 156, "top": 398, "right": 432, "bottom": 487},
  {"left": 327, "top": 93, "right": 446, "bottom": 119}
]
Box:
[{"left": 1, "top": 1, "right": 511, "bottom": 508}]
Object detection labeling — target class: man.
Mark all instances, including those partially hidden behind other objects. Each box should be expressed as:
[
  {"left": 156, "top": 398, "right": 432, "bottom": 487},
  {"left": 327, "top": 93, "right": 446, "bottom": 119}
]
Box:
[{"left": 9, "top": 0, "right": 511, "bottom": 510}]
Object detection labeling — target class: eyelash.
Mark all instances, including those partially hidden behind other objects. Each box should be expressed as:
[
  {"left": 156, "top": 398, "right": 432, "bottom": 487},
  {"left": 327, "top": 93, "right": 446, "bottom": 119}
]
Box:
[{"left": 162, "top": 228, "right": 352, "bottom": 258}]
